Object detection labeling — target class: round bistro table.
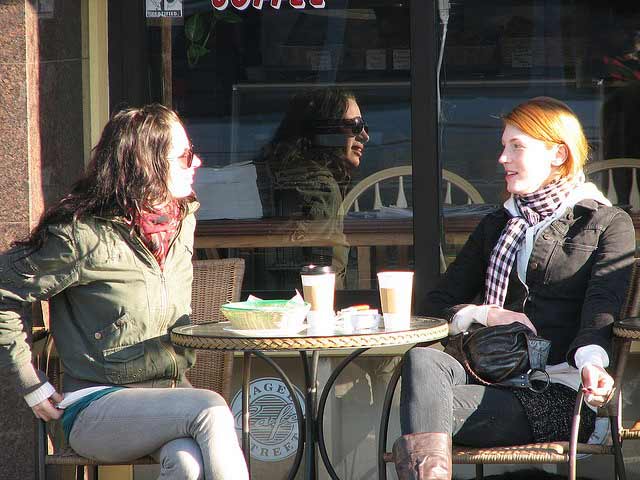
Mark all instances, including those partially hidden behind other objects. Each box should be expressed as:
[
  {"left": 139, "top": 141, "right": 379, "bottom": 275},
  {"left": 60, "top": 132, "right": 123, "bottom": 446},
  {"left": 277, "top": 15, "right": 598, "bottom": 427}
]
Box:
[{"left": 171, "top": 316, "right": 448, "bottom": 480}]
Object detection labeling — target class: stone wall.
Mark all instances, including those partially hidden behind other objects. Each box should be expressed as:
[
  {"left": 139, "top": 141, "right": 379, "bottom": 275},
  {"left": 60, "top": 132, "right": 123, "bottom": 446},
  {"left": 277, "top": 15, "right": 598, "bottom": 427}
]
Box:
[{"left": 0, "top": 1, "right": 85, "bottom": 478}]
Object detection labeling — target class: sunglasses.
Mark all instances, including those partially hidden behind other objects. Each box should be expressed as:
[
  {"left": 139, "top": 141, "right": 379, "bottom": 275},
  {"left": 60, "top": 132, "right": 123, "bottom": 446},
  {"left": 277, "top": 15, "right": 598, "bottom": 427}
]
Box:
[
  {"left": 314, "top": 116, "right": 369, "bottom": 137},
  {"left": 171, "top": 145, "right": 196, "bottom": 169}
]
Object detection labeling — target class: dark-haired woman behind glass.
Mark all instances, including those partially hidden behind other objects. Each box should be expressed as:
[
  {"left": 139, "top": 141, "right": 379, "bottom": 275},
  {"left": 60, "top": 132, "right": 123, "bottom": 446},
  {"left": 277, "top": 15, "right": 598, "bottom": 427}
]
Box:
[{"left": 255, "top": 87, "right": 369, "bottom": 288}]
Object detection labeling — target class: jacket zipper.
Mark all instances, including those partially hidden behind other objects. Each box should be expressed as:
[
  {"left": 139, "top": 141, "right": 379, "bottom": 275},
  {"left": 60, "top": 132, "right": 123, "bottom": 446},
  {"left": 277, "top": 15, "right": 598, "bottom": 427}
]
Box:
[
  {"left": 158, "top": 220, "right": 183, "bottom": 331},
  {"left": 111, "top": 221, "right": 180, "bottom": 381},
  {"left": 162, "top": 222, "right": 183, "bottom": 382}
]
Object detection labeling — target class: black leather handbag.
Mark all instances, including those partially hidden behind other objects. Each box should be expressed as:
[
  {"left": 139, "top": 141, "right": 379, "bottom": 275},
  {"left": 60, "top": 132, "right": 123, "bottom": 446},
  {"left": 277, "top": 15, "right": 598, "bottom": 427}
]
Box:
[{"left": 444, "top": 322, "right": 552, "bottom": 392}]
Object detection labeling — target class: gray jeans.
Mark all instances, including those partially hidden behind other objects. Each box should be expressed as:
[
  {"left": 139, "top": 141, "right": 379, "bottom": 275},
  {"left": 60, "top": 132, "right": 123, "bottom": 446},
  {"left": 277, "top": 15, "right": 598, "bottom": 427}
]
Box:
[
  {"left": 400, "top": 347, "right": 534, "bottom": 447},
  {"left": 68, "top": 387, "right": 249, "bottom": 480}
]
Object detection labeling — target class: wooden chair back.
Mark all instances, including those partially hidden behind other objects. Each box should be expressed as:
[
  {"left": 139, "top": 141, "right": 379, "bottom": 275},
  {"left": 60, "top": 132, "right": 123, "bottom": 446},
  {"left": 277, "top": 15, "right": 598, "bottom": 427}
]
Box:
[
  {"left": 340, "top": 166, "right": 412, "bottom": 216},
  {"left": 339, "top": 167, "right": 484, "bottom": 285},
  {"left": 340, "top": 167, "right": 484, "bottom": 215},
  {"left": 339, "top": 166, "right": 412, "bottom": 288},
  {"left": 585, "top": 158, "right": 640, "bottom": 212}
]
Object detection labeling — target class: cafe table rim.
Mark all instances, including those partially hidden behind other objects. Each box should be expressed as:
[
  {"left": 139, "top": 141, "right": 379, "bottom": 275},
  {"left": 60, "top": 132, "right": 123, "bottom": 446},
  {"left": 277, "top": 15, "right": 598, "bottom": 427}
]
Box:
[{"left": 170, "top": 316, "right": 449, "bottom": 352}]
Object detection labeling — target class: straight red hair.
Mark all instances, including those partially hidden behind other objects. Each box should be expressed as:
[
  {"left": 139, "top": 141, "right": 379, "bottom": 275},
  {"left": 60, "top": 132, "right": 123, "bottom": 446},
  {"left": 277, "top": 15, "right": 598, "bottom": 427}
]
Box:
[{"left": 503, "top": 97, "right": 589, "bottom": 179}]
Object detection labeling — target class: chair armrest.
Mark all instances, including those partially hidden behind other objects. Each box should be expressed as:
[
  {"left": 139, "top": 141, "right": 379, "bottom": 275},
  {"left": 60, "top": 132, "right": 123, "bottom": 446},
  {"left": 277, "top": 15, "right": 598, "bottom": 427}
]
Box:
[{"left": 568, "top": 389, "right": 586, "bottom": 478}]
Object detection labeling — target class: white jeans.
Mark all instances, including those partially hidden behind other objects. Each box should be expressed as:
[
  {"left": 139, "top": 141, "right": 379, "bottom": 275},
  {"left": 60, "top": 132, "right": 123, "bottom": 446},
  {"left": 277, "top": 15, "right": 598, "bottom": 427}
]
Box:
[{"left": 68, "top": 387, "right": 249, "bottom": 480}]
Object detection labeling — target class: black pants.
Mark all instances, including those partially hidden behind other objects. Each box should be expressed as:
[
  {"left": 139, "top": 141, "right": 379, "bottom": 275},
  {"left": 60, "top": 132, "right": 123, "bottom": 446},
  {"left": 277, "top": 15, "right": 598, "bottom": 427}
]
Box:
[{"left": 399, "top": 347, "right": 534, "bottom": 447}]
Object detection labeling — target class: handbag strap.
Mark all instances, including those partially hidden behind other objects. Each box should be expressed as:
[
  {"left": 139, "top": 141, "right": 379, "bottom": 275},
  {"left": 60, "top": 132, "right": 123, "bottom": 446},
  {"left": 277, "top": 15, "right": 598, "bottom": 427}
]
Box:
[
  {"left": 459, "top": 354, "right": 496, "bottom": 387},
  {"left": 463, "top": 355, "right": 550, "bottom": 391}
]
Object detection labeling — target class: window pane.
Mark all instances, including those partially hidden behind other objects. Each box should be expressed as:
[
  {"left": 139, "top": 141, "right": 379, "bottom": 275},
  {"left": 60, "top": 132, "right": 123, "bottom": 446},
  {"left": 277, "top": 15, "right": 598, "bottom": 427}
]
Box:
[
  {"left": 438, "top": 1, "right": 640, "bottom": 267},
  {"left": 147, "top": 1, "right": 413, "bottom": 302}
]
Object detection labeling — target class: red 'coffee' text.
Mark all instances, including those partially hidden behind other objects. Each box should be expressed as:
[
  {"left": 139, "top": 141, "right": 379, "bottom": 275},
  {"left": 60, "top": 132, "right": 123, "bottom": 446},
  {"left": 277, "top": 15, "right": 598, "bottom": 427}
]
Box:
[{"left": 211, "top": 0, "right": 326, "bottom": 10}]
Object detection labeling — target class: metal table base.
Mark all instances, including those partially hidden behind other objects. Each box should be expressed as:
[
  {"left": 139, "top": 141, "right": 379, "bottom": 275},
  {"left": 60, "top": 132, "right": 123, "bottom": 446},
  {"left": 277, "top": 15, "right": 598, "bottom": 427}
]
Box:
[{"left": 241, "top": 348, "right": 368, "bottom": 480}]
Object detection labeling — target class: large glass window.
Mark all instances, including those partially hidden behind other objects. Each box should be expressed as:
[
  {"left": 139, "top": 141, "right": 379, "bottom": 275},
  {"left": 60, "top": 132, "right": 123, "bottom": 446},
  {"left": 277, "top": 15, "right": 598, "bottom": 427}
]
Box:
[
  {"left": 437, "top": 1, "right": 640, "bottom": 265},
  {"left": 141, "top": 1, "right": 413, "bottom": 304}
]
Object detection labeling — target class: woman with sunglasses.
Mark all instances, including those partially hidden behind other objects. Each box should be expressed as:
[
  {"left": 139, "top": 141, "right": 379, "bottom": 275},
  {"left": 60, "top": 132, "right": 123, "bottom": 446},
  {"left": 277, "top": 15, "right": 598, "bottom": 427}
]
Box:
[
  {"left": 255, "top": 87, "right": 369, "bottom": 288},
  {"left": 0, "top": 104, "right": 249, "bottom": 480}
]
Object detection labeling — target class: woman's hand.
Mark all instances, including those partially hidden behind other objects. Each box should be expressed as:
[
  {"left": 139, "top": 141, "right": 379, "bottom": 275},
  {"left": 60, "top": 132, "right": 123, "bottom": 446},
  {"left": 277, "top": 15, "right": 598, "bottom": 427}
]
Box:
[
  {"left": 32, "top": 391, "right": 64, "bottom": 422},
  {"left": 581, "top": 364, "right": 615, "bottom": 408},
  {"left": 486, "top": 307, "right": 538, "bottom": 335}
]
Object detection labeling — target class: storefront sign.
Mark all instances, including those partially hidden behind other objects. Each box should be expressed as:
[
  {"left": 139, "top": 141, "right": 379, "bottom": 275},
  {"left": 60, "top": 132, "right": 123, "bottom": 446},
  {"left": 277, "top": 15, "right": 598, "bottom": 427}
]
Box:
[
  {"left": 146, "top": 0, "right": 183, "bottom": 18},
  {"left": 230, "top": 377, "right": 305, "bottom": 462},
  {"left": 212, "top": 0, "right": 326, "bottom": 10}
]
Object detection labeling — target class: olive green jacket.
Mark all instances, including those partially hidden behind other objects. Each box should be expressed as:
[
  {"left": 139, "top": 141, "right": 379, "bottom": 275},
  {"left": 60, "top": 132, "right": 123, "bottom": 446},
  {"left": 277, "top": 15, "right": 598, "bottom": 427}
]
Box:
[{"left": 0, "top": 204, "right": 198, "bottom": 395}]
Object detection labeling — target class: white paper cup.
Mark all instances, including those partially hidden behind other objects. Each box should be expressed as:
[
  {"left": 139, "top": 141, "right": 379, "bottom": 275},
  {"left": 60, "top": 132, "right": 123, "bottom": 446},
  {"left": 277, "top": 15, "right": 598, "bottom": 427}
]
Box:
[
  {"left": 301, "top": 273, "right": 335, "bottom": 311},
  {"left": 377, "top": 271, "right": 413, "bottom": 329},
  {"left": 301, "top": 266, "right": 335, "bottom": 333}
]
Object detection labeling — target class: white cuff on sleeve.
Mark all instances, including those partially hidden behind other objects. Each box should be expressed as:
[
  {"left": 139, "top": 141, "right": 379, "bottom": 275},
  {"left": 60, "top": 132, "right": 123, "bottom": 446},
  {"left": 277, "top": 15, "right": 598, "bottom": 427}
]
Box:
[
  {"left": 574, "top": 345, "right": 609, "bottom": 371},
  {"left": 450, "top": 304, "right": 495, "bottom": 335},
  {"left": 24, "top": 382, "right": 56, "bottom": 408}
]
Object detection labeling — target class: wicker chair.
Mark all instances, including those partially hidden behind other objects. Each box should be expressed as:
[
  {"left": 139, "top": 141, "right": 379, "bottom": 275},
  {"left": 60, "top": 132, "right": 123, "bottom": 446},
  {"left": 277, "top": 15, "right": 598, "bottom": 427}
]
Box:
[
  {"left": 379, "top": 259, "right": 640, "bottom": 480},
  {"left": 186, "top": 258, "right": 245, "bottom": 403},
  {"left": 35, "top": 258, "right": 245, "bottom": 480}
]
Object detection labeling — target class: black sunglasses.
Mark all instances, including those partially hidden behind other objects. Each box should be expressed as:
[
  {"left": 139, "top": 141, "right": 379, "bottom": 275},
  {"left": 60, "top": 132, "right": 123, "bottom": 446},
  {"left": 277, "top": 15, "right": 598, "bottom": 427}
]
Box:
[
  {"left": 314, "top": 116, "right": 369, "bottom": 137},
  {"left": 344, "top": 116, "right": 369, "bottom": 136}
]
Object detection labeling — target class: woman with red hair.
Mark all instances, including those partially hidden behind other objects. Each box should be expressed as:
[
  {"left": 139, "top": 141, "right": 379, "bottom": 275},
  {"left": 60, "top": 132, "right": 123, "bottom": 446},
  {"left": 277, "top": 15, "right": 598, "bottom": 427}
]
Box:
[{"left": 393, "top": 97, "right": 635, "bottom": 479}]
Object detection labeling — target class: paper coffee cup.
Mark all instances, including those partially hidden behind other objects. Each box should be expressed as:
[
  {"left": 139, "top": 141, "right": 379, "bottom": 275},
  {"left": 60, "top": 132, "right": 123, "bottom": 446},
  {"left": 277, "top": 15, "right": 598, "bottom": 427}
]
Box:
[
  {"left": 301, "top": 265, "right": 336, "bottom": 332},
  {"left": 377, "top": 271, "right": 413, "bottom": 329},
  {"left": 301, "top": 265, "right": 335, "bottom": 313}
]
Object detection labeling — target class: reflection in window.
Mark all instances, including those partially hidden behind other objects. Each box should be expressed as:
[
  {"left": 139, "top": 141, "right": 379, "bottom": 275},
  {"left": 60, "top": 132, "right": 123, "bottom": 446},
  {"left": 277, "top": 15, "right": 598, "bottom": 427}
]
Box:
[
  {"left": 437, "top": 1, "right": 640, "bottom": 266},
  {"left": 147, "top": 1, "right": 413, "bottom": 295}
]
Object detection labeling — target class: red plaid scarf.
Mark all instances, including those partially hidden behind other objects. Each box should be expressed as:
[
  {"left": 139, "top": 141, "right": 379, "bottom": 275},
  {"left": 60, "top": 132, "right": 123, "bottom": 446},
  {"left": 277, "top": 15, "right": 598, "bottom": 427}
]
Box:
[
  {"left": 136, "top": 202, "right": 181, "bottom": 270},
  {"left": 484, "top": 177, "right": 575, "bottom": 307}
]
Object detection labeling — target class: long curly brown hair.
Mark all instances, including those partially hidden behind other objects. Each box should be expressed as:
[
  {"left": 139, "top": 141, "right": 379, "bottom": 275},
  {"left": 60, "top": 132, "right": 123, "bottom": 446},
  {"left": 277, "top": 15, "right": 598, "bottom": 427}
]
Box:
[{"left": 17, "top": 103, "right": 192, "bottom": 251}]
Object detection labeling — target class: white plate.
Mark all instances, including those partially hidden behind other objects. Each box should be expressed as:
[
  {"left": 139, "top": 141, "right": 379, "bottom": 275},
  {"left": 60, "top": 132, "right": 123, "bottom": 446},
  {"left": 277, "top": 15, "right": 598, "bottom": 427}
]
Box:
[{"left": 222, "top": 326, "right": 307, "bottom": 337}]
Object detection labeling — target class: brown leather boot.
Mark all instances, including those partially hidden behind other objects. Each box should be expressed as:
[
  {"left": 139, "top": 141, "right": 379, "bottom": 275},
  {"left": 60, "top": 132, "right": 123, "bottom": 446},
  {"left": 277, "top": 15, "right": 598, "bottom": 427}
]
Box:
[{"left": 392, "top": 432, "right": 452, "bottom": 480}]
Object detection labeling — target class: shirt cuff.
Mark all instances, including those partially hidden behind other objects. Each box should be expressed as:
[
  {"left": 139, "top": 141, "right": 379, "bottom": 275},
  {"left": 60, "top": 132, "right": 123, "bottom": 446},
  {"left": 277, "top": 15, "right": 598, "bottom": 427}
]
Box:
[
  {"left": 15, "top": 362, "right": 48, "bottom": 396},
  {"left": 24, "top": 382, "right": 55, "bottom": 408},
  {"left": 574, "top": 344, "right": 610, "bottom": 371},
  {"left": 450, "top": 304, "right": 495, "bottom": 335}
]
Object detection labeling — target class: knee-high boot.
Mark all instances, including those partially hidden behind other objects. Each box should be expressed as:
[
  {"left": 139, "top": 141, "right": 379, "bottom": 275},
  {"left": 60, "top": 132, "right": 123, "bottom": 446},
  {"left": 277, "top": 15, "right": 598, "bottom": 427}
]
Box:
[{"left": 392, "top": 432, "right": 452, "bottom": 480}]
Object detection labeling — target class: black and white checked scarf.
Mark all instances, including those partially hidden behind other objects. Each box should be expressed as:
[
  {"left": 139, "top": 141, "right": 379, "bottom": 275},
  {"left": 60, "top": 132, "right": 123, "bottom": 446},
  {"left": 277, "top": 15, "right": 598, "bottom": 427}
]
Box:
[{"left": 484, "top": 178, "right": 575, "bottom": 307}]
